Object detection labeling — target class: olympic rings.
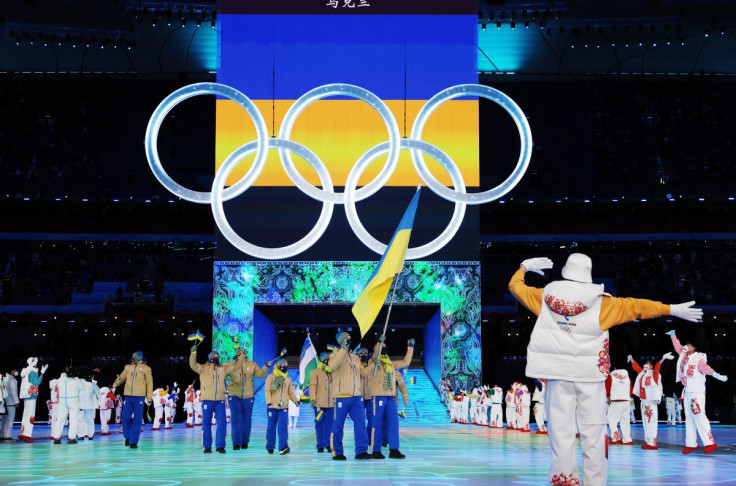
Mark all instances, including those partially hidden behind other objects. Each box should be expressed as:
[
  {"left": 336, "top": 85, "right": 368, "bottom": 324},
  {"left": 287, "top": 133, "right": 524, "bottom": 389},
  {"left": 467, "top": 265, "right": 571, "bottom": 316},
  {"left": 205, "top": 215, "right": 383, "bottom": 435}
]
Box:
[
  {"left": 145, "top": 83, "right": 269, "bottom": 204},
  {"left": 279, "top": 84, "right": 401, "bottom": 204},
  {"left": 145, "top": 82, "right": 532, "bottom": 259},
  {"left": 411, "top": 84, "right": 533, "bottom": 205},
  {"left": 344, "top": 138, "right": 466, "bottom": 260},
  {"left": 212, "top": 138, "right": 334, "bottom": 260}
]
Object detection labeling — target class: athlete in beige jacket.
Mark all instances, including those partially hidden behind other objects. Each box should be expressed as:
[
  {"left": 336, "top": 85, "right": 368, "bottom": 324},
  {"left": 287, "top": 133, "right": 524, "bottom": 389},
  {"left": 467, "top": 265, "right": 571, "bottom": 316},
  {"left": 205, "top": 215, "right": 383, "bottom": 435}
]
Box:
[
  {"left": 112, "top": 351, "right": 153, "bottom": 448},
  {"left": 309, "top": 352, "right": 334, "bottom": 453},
  {"left": 368, "top": 337, "right": 414, "bottom": 458},
  {"left": 224, "top": 348, "right": 270, "bottom": 450},
  {"left": 328, "top": 331, "right": 373, "bottom": 460},
  {"left": 264, "top": 358, "right": 300, "bottom": 455},
  {"left": 189, "top": 347, "right": 228, "bottom": 453}
]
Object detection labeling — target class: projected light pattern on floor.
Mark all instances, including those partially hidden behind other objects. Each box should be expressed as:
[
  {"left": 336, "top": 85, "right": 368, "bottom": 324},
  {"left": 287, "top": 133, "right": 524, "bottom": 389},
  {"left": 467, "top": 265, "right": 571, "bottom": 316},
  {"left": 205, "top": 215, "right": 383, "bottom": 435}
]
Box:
[
  {"left": 2, "top": 422, "right": 735, "bottom": 485},
  {"left": 213, "top": 261, "right": 481, "bottom": 390}
]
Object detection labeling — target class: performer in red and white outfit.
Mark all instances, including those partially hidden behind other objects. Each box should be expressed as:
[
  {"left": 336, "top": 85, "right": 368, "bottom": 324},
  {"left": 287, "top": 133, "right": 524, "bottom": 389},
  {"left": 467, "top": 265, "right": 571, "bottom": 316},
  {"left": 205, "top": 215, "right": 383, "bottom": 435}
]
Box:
[
  {"left": 151, "top": 387, "right": 168, "bottom": 430},
  {"left": 510, "top": 254, "right": 702, "bottom": 486},
  {"left": 667, "top": 330, "right": 728, "bottom": 454},
  {"left": 517, "top": 383, "right": 531, "bottom": 432},
  {"left": 98, "top": 386, "right": 116, "bottom": 435},
  {"left": 532, "top": 379, "right": 547, "bottom": 434},
  {"left": 606, "top": 368, "right": 633, "bottom": 445},
  {"left": 114, "top": 393, "right": 123, "bottom": 424},
  {"left": 489, "top": 385, "right": 504, "bottom": 428},
  {"left": 629, "top": 353, "right": 673, "bottom": 449},
  {"left": 193, "top": 389, "right": 203, "bottom": 426},
  {"left": 505, "top": 386, "right": 517, "bottom": 429},
  {"left": 184, "top": 384, "right": 196, "bottom": 427}
]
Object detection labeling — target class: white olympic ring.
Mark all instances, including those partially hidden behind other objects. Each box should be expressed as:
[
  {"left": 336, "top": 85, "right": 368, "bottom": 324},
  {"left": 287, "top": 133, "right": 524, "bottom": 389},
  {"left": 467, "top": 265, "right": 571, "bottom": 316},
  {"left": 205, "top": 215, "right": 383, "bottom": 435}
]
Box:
[
  {"left": 145, "top": 83, "right": 269, "bottom": 203},
  {"left": 344, "top": 138, "right": 466, "bottom": 260},
  {"left": 212, "top": 138, "right": 334, "bottom": 260},
  {"left": 145, "top": 82, "right": 532, "bottom": 259}
]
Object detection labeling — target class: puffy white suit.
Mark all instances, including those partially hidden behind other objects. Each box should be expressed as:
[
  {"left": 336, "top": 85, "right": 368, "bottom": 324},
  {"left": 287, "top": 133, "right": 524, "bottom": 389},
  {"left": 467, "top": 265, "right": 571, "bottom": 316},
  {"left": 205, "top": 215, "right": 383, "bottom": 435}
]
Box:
[
  {"left": 525, "top": 278, "right": 609, "bottom": 486},
  {"left": 78, "top": 379, "right": 100, "bottom": 439},
  {"left": 632, "top": 361, "right": 663, "bottom": 447},
  {"left": 193, "top": 390, "right": 203, "bottom": 426},
  {"left": 48, "top": 378, "right": 60, "bottom": 437},
  {"left": 53, "top": 374, "right": 84, "bottom": 441},
  {"left": 505, "top": 389, "right": 517, "bottom": 429}
]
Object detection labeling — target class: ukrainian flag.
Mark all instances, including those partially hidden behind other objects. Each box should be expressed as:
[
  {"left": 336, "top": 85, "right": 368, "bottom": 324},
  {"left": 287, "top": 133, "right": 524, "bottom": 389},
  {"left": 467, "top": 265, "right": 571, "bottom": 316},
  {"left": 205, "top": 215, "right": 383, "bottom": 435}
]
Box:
[{"left": 352, "top": 187, "right": 421, "bottom": 338}]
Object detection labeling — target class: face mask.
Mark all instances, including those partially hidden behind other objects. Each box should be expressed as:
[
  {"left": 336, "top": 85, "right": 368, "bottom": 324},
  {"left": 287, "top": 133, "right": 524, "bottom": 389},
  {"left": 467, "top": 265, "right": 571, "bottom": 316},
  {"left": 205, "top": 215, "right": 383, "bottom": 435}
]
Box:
[
  {"left": 360, "top": 355, "right": 369, "bottom": 363},
  {"left": 341, "top": 339, "right": 351, "bottom": 350},
  {"left": 13, "top": 371, "right": 18, "bottom": 377},
  {"left": 278, "top": 366, "right": 288, "bottom": 373}
]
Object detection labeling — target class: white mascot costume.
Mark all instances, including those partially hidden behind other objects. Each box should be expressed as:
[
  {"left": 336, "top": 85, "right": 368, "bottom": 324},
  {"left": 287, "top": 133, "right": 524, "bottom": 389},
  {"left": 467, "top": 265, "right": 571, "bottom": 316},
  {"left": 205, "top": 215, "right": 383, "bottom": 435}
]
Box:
[
  {"left": 78, "top": 376, "right": 100, "bottom": 439},
  {"left": 152, "top": 387, "right": 168, "bottom": 430},
  {"left": 184, "top": 384, "right": 196, "bottom": 427}
]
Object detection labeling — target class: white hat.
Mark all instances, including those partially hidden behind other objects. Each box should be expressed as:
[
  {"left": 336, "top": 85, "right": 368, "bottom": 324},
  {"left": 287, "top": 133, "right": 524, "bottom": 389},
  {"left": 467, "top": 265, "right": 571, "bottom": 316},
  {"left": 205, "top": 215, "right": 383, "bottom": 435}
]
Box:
[
  {"left": 561, "top": 253, "right": 593, "bottom": 283},
  {"left": 27, "top": 357, "right": 38, "bottom": 367}
]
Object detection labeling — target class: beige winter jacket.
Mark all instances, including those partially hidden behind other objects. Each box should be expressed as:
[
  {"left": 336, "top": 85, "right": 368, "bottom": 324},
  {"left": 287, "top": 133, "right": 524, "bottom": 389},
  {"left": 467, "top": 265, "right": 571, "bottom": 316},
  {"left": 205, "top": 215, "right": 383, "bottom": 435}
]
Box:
[
  {"left": 328, "top": 348, "right": 373, "bottom": 398},
  {"left": 113, "top": 362, "right": 153, "bottom": 401},
  {"left": 367, "top": 342, "right": 414, "bottom": 398},
  {"left": 308, "top": 368, "right": 334, "bottom": 409},
  {"left": 264, "top": 374, "right": 300, "bottom": 410},
  {"left": 395, "top": 370, "right": 409, "bottom": 406},
  {"left": 189, "top": 351, "right": 227, "bottom": 401},
  {"left": 224, "top": 356, "right": 268, "bottom": 399}
]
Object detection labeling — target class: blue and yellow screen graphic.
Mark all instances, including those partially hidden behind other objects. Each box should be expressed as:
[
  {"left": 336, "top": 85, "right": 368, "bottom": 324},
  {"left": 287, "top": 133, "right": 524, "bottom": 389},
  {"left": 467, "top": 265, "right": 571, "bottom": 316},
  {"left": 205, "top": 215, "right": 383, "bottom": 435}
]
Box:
[{"left": 215, "top": 6, "right": 478, "bottom": 261}]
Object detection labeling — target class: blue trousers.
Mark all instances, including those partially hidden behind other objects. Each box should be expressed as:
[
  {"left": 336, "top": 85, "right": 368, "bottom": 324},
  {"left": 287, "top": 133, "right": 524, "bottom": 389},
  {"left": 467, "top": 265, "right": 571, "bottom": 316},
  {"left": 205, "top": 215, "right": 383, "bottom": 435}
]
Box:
[
  {"left": 364, "top": 398, "right": 373, "bottom": 437},
  {"left": 228, "top": 396, "right": 254, "bottom": 447},
  {"left": 266, "top": 407, "right": 289, "bottom": 451},
  {"left": 121, "top": 396, "right": 145, "bottom": 445},
  {"left": 314, "top": 406, "right": 334, "bottom": 449},
  {"left": 331, "top": 396, "right": 369, "bottom": 456},
  {"left": 202, "top": 400, "right": 226, "bottom": 450},
  {"left": 372, "top": 396, "right": 399, "bottom": 451}
]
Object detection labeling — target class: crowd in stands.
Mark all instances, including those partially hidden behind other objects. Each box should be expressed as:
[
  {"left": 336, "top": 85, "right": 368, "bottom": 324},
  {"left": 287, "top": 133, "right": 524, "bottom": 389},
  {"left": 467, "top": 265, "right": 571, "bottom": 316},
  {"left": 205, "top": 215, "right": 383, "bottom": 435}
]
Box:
[
  {"left": 481, "top": 239, "right": 736, "bottom": 307},
  {"left": 584, "top": 78, "right": 736, "bottom": 197},
  {"left": 0, "top": 241, "right": 214, "bottom": 305}
]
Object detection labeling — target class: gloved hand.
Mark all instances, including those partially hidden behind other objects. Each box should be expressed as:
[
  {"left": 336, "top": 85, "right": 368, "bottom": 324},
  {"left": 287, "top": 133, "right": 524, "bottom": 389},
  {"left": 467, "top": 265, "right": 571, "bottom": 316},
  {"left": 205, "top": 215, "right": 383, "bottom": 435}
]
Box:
[
  {"left": 40, "top": 364, "right": 49, "bottom": 374},
  {"left": 173, "top": 381, "right": 178, "bottom": 387},
  {"left": 521, "top": 257, "right": 554, "bottom": 276},
  {"left": 712, "top": 372, "right": 728, "bottom": 382},
  {"left": 670, "top": 301, "right": 703, "bottom": 323},
  {"left": 407, "top": 338, "right": 415, "bottom": 347},
  {"left": 111, "top": 387, "right": 116, "bottom": 393},
  {"left": 665, "top": 330, "right": 677, "bottom": 336},
  {"left": 379, "top": 334, "right": 386, "bottom": 343},
  {"left": 627, "top": 355, "right": 632, "bottom": 363},
  {"left": 266, "top": 361, "right": 273, "bottom": 368},
  {"left": 662, "top": 352, "right": 675, "bottom": 361},
  {"left": 191, "top": 344, "right": 197, "bottom": 352}
]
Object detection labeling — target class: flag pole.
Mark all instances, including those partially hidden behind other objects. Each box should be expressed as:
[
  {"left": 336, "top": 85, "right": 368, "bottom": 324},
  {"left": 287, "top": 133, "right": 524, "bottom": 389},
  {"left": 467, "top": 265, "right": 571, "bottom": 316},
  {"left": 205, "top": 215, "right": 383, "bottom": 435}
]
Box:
[{"left": 374, "top": 273, "right": 399, "bottom": 372}]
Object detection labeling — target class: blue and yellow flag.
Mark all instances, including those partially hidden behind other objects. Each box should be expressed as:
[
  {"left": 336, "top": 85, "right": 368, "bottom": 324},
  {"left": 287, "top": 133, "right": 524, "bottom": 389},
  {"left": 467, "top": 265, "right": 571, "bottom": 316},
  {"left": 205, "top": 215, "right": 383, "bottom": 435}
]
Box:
[{"left": 352, "top": 187, "right": 421, "bottom": 338}]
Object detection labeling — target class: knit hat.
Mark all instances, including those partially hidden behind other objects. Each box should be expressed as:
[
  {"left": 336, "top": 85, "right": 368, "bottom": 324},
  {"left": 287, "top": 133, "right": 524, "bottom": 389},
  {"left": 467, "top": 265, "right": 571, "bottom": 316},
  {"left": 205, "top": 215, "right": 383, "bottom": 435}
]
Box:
[
  {"left": 207, "top": 351, "right": 219, "bottom": 360},
  {"left": 274, "top": 358, "right": 287, "bottom": 368},
  {"left": 336, "top": 331, "right": 351, "bottom": 347},
  {"left": 131, "top": 351, "right": 144, "bottom": 362},
  {"left": 561, "top": 253, "right": 593, "bottom": 283},
  {"left": 319, "top": 352, "right": 331, "bottom": 363},
  {"left": 356, "top": 346, "right": 369, "bottom": 356}
]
